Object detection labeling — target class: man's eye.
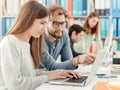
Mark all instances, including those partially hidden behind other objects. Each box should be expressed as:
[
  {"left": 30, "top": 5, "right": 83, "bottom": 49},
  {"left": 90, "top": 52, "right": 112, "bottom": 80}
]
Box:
[{"left": 54, "top": 22, "right": 59, "bottom": 25}]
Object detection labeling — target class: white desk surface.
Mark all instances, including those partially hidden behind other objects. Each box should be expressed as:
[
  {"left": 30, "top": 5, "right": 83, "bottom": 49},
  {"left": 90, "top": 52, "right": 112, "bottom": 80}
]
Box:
[{"left": 35, "top": 66, "right": 120, "bottom": 90}]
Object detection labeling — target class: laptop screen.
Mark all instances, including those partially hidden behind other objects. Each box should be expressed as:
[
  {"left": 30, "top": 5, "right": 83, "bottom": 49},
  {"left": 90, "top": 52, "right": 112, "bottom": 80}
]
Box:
[
  {"left": 104, "top": 23, "right": 113, "bottom": 49},
  {"left": 85, "top": 49, "right": 108, "bottom": 85}
]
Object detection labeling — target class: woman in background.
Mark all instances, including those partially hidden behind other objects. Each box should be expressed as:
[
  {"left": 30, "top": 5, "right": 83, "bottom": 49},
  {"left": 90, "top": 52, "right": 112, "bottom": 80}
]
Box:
[
  {"left": 74, "top": 12, "right": 103, "bottom": 54},
  {"left": 0, "top": 1, "right": 80, "bottom": 90}
]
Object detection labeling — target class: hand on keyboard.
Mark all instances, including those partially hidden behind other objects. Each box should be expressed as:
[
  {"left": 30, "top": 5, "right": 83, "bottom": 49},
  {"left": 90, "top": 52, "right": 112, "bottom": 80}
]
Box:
[
  {"left": 62, "top": 70, "right": 81, "bottom": 79},
  {"left": 48, "top": 70, "right": 81, "bottom": 80},
  {"left": 66, "top": 76, "right": 88, "bottom": 83}
]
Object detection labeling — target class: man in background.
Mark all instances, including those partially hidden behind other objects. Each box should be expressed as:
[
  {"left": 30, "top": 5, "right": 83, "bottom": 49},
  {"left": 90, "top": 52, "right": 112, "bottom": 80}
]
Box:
[{"left": 68, "top": 24, "right": 85, "bottom": 57}]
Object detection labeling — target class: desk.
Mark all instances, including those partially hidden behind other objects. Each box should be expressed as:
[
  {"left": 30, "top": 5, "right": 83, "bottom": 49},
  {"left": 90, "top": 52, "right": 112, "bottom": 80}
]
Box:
[{"left": 35, "top": 66, "right": 120, "bottom": 90}]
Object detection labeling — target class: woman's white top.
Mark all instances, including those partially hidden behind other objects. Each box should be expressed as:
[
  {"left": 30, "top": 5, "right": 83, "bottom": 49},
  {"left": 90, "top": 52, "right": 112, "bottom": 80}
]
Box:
[{"left": 0, "top": 35, "right": 49, "bottom": 90}]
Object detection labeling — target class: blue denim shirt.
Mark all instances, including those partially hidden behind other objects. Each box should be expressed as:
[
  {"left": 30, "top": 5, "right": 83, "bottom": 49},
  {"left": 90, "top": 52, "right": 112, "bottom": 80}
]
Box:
[{"left": 41, "top": 31, "right": 76, "bottom": 70}]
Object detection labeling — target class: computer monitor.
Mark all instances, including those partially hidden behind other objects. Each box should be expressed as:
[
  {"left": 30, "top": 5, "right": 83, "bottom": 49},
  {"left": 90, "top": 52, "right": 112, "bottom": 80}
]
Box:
[{"left": 104, "top": 22, "right": 114, "bottom": 50}]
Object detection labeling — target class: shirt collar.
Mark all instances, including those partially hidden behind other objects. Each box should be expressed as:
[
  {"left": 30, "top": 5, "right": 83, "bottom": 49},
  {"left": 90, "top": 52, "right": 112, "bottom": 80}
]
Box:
[{"left": 44, "top": 33, "right": 59, "bottom": 49}]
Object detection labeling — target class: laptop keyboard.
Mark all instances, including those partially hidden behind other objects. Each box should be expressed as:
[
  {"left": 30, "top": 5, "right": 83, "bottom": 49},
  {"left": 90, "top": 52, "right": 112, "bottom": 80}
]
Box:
[{"left": 65, "top": 76, "right": 88, "bottom": 83}]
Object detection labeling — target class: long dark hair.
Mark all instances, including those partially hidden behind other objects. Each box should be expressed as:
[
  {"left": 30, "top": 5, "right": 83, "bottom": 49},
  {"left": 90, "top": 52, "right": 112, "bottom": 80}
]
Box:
[{"left": 7, "top": 1, "right": 49, "bottom": 68}]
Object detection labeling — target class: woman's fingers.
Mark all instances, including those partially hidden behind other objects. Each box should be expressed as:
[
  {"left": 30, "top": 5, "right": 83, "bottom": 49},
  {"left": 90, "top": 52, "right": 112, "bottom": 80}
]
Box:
[
  {"left": 49, "top": 70, "right": 81, "bottom": 80},
  {"left": 63, "top": 70, "right": 81, "bottom": 79}
]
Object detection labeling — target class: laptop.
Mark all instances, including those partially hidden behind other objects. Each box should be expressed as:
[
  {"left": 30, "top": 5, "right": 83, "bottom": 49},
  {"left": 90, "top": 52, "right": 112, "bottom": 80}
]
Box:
[
  {"left": 49, "top": 48, "right": 108, "bottom": 86},
  {"left": 104, "top": 22, "right": 113, "bottom": 49},
  {"left": 103, "top": 22, "right": 113, "bottom": 66}
]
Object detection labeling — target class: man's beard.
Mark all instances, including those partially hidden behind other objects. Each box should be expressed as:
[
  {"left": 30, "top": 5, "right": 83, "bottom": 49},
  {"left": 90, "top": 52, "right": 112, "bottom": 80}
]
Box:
[{"left": 48, "top": 30, "right": 63, "bottom": 39}]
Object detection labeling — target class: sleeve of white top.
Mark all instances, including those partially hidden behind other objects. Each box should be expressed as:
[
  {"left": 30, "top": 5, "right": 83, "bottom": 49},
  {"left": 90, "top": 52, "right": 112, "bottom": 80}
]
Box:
[
  {"left": 35, "top": 69, "right": 50, "bottom": 76},
  {"left": 35, "top": 69, "right": 65, "bottom": 76},
  {"left": 1, "top": 40, "right": 49, "bottom": 90}
]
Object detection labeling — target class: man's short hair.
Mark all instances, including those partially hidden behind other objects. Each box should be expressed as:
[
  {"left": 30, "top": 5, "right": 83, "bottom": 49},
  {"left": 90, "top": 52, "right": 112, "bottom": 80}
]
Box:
[{"left": 68, "top": 24, "right": 85, "bottom": 36}]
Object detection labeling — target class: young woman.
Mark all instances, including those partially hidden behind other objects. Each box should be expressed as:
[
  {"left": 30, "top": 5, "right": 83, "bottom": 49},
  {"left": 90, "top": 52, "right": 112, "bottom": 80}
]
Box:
[
  {"left": 74, "top": 12, "right": 103, "bottom": 53},
  {"left": 0, "top": 1, "right": 80, "bottom": 90}
]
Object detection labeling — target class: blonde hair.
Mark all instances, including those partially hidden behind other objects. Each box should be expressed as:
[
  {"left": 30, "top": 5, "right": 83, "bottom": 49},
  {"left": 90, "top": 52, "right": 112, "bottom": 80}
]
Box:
[
  {"left": 47, "top": 5, "right": 69, "bottom": 20},
  {"left": 7, "top": 1, "right": 49, "bottom": 68}
]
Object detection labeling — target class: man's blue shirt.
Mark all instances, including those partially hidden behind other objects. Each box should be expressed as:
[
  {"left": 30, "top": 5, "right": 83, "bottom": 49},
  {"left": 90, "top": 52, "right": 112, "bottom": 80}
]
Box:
[{"left": 41, "top": 31, "right": 76, "bottom": 70}]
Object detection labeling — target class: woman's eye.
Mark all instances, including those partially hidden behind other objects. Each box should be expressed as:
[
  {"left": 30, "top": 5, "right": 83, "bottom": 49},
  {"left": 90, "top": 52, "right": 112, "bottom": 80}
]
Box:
[{"left": 40, "top": 22, "right": 44, "bottom": 24}]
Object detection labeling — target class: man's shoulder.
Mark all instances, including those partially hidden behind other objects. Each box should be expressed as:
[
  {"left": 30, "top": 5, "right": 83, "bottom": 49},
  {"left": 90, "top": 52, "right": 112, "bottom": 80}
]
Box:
[{"left": 62, "top": 30, "right": 69, "bottom": 38}]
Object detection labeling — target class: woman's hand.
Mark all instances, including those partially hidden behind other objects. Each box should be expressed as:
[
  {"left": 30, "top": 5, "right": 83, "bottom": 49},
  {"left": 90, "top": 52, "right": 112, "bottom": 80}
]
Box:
[
  {"left": 48, "top": 70, "right": 81, "bottom": 80},
  {"left": 62, "top": 70, "right": 81, "bottom": 79}
]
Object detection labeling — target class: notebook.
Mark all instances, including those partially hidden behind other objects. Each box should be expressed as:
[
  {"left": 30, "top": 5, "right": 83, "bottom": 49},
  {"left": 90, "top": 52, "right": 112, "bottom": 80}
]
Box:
[
  {"left": 49, "top": 48, "right": 108, "bottom": 86},
  {"left": 95, "top": 82, "right": 120, "bottom": 90}
]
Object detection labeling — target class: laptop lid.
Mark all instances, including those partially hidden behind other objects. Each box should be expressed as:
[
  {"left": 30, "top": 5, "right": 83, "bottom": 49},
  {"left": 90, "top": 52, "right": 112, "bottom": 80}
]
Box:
[
  {"left": 65, "top": 48, "right": 108, "bottom": 86},
  {"left": 104, "top": 22, "right": 113, "bottom": 49},
  {"left": 85, "top": 48, "right": 108, "bottom": 85}
]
